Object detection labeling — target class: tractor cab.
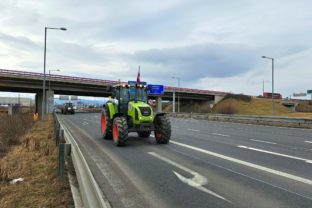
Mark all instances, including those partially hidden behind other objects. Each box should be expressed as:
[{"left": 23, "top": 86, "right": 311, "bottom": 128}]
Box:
[{"left": 112, "top": 83, "right": 149, "bottom": 117}]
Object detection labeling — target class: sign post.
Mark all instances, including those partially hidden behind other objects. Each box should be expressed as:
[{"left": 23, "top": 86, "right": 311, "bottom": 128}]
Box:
[{"left": 307, "top": 90, "right": 312, "bottom": 100}]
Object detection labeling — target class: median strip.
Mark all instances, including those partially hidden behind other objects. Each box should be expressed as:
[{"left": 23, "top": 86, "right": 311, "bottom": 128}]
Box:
[{"left": 170, "top": 140, "right": 312, "bottom": 185}]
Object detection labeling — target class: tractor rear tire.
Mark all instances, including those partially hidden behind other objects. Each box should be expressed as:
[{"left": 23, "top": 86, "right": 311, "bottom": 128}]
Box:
[
  {"left": 154, "top": 116, "right": 171, "bottom": 144},
  {"left": 101, "top": 107, "right": 112, "bottom": 140},
  {"left": 113, "top": 117, "right": 128, "bottom": 146},
  {"left": 137, "top": 131, "right": 151, "bottom": 138}
]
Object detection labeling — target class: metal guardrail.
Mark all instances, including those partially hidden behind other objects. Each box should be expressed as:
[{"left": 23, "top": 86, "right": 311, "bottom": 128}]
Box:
[
  {"left": 54, "top": 113, "right": 109, "bottom": 208},
  {"left": 169, "top": 113, "right": 312, "bottom": 128},
  {"left": 0, "top": 68, "right": 226, "bottom": 95}
]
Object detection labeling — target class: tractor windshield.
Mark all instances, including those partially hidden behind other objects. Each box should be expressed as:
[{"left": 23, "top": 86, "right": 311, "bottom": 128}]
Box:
[{"left": 129, "top": 87, "right": 147, "bottom": 102}]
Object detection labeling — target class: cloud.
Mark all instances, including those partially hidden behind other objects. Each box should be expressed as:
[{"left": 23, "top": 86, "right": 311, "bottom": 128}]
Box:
[
  {"left": 0, "top": 32, "right": 41, "bottom": 51},
  {"left": 1, "top": 0, "right": 312, "bottom": 99},
  {"left": 132, "top": 43, "right": 256, "bottom": 81}
]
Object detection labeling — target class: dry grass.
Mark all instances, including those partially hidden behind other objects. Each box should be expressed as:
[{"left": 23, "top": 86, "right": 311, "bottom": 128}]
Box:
[
  {"left": 0, "top": 116, "right": 74, "bottom": 208},
  {"left": 0, "top": 114, "right": 35, "bottom": 155},
  {"left": 213, "top": 98, "right": 291, "bottom": 116},
  {"left": 213, "top": 98, "right": 312, "bottom": 118}
]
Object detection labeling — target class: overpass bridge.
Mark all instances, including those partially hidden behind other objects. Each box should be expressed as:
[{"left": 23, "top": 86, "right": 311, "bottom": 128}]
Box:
[{"left": 0, "top": 69, "right": 227, "bottom": 115}]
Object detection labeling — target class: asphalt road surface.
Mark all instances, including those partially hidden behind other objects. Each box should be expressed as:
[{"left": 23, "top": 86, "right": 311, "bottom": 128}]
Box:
[{"left": 59, "top": 113, "right": 312, "bottom": 208}]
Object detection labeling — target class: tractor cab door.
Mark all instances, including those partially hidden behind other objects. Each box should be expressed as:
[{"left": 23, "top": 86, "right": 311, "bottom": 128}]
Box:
[{"left": 116, "top": 87, "right": 129, "bottom": 116}]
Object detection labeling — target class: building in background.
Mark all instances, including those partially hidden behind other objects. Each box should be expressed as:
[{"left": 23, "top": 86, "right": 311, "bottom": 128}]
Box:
[{"left": 0, "top": 97, "right": 34, "bottom": 106}]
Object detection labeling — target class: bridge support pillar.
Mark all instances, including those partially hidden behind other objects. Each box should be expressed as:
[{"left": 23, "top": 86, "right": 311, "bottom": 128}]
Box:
[
  {"left": 46, "top": 90, "right": 54, "bottom": 113},
  {"left": 214, "top": 95, "right": 224, "bottom": 104},
  {"left": 35, "top": 90, "right": 54, "bottom": 118},
  {"left": 172, "top": 92, "right": 176, "bottom": 113},
  {"left": 156, "top": 96, "right": 162, "bottom": 112},
  {"left": 35, "top": 91, "right": 44, "bottom": 117}
]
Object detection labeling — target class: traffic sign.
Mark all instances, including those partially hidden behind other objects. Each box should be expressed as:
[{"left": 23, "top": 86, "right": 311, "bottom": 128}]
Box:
[
  {"left": 293, "top": 93, "right": 307, "bottom": 97},
  {"left": 128, "top": 81, "right": 147, "bottom": 86},
  {"left": 307, "top": 90, "right": 312, "bottom": 94},
  {"left": 147, "top": 84, "right": 164, "bottom": 94}
]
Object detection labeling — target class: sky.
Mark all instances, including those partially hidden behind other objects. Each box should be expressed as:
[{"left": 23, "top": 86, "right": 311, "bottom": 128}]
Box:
[{"left": 0, "top": 0, "right": 312, "bottom": 99}]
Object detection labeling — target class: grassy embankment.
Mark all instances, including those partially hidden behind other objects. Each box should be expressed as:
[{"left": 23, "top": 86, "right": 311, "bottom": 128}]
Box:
[
  {"left": 164, "top": 96, "right": 312, "bottom": 118},
  {"left": 0, "top": 114, "right": 74, "bottom": 207},
  {"left": 214, "top": 97, "right": 312, "bottom": 118}
]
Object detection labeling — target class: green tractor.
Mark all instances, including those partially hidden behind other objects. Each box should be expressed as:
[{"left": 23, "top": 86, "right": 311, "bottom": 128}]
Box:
[{"left": 101, "top": 82, "right": 171, "bottom": 146}]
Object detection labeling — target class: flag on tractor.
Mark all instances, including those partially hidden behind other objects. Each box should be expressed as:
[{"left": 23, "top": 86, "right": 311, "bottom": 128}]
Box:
[{"left": 136, "top": 66, "right": 140, "bottom": 84}]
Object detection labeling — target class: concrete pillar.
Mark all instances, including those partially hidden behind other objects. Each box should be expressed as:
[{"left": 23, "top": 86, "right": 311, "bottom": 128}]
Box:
[
  {"left": 46, "top": 90, "right": 54, "bottom": 113},
  {"left": 36, "top": 91, "right": 44, "bottom": 117},
  {"left": 173, "top": 92, "right": 176, "bottom": 113},
  {"left": 156, "top": 96, "right": 162, "bottom": 113},
  {"left": 214, "top": 95, "right": 224, "bottom": 104}
]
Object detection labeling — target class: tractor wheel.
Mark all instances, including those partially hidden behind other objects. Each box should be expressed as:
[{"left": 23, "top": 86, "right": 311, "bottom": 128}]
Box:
[
  {"left": 137, "top": 131, "right": 151, "bottom": 138},
  {"left": 101, "top": 107, "right": 112, "bottom": 140},
  {"left": 154, "top": 116, "right": 171, "bottom": 144},
  {"left": 113, "top": 117, "right": 128, "bottom": 146}
]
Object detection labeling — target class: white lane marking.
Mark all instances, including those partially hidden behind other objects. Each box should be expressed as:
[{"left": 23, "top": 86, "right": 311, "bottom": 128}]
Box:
[
  {"left": 305, "top": 141, "right": 312, "bottom": 144},
  {"left": 249, "top": 139, "right": 276, "bottom": 145},
  {"left": 172, "top": 126, "right": 180, "bottom": 129},
  {"left": 212, "top": 133, "right": 230, "bottom": 137},
  {"left": 187, "top": 128, "right": 200, "bottom": 132},
  {"left": 94, "top": 115, "right": 99, "bottom": 118},
  {"left": 82, "top": 121, "right": 89, "bottom": 126},
  {"left": 170, "top": 141, "right": 312, "bottom": 185},
  {"left": 148, "top": 152, "right": 231, "bottom": 203},
  {"left": 237, "top": 145, "right": 312, "bottom": 164}
]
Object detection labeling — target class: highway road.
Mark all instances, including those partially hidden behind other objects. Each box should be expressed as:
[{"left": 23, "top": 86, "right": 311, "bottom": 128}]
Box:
[{"left": 59, "top": 113, "right": 312, "bottom": 208}]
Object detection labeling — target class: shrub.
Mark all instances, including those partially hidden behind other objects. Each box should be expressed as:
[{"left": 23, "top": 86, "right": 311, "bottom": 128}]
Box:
[{"left": 224, "top": 93, "right": 252, "bottom": 102}]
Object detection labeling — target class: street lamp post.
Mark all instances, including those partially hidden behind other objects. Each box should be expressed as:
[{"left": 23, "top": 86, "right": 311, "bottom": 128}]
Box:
[
  {"left": 262, "top": 79, "right": 270, "bottom": 95},
  {"left": 49, "top": 69, "right": 60, "bottom": 91},
  {"left": 42, "top": 27, "right": 66, "bottom": 120},
  {"left": 172, "top": 76, "right": 181, "bottom": 113},
  {"left": 262, "top": 56, "right": 275, "bottom": 115}
]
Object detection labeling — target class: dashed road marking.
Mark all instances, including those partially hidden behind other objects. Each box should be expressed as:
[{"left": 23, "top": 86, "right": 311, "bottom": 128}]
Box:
[
  {"left": 237, "top": 145, "right": 312, "bottom": 164},
  {"left": 305, "top": 141, "right": 312, "bottom": 144},
  {"left": 187, "top": 128, "right": 200, "bottom": 132},
  {"left": 249, "top": 139, "right": 276, "bottom": 145},
  {"left": 212, "top": 133, "right": 230, "bottom": 137},
  {"left": 170, "top": 140, "right": 312, "bottom": 185}
]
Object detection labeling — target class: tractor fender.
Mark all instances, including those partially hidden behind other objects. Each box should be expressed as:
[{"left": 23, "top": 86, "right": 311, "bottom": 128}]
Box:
[
  {"left": 105, "top": 102, "right": 117, "bottom": 120},
  {"left": 153, "top": 112, "right": 166, "bottom": 123}
]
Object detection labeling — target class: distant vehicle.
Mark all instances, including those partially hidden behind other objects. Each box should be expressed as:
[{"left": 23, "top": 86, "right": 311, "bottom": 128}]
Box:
[
  {"left": 263, "top": 92, "right": 282, "bottom": 99},
  {"left": 61, "top": 103, "right": 75, "bottom": 114}
]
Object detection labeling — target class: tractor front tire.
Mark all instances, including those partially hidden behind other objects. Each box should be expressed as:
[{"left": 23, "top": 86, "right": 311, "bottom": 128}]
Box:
[
  {"left": 154, "top": 116, "right": 171, "bottom": 144},
  {"left": 101, "top": 107, "right": 112, "bottom": 140},
  {"left": 113, "top": 117, "right": 128, "bottom": 146},
  {"left": 137, "top": 131, "right": 151, "bottom": 138}
]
